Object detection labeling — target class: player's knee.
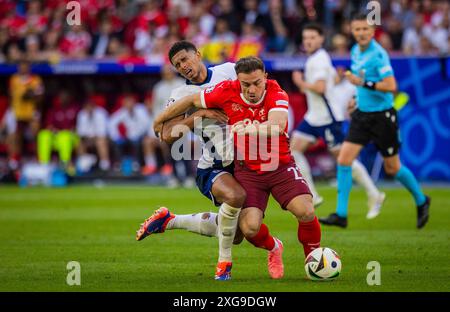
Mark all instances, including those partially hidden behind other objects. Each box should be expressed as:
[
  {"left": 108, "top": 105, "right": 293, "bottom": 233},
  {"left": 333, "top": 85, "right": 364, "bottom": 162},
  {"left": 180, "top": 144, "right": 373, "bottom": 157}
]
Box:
[
  {"left": 296, "top": 197, "right": 315, "bottom": 221},
  {"left": 221, "top": 187, "right": 246, "bottom": 208},
  {"left": 241, "top": 222, "right": 260, "bottom": 238},
  {"left": 384, "top": 162, "right": 400, "bottom": 176},
  {"left": 337, "top": 154, "right": 352, "bottom": 166}
]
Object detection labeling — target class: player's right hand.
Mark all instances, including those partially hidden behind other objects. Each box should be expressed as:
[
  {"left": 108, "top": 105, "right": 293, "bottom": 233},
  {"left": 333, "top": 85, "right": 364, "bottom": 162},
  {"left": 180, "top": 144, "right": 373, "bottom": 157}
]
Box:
[{"left": 198, "top": 109, "right": 228, "bottom": 124}]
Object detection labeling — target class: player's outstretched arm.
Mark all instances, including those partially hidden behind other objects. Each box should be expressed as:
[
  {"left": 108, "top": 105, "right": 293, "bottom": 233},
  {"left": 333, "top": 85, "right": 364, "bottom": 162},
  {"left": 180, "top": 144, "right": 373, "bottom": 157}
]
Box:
[
  {"left": 153, "top": 93, "right": 203, "bottom": 136},
  {"left": 159, "top": 109, "right": 228, "bottom": 144}
]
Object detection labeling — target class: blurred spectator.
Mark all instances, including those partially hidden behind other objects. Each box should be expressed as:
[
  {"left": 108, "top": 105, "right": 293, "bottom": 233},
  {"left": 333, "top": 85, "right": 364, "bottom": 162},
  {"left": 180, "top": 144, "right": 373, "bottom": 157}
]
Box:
[
  {"left": 213, "top": 0, "right": 242, "bottom": 35},
  {"left": 0, "top": 102, "right": 17, "bottom": 171},
  {"left": 378, "top": 32, "right": 394, "bottom": 53},
  {"left": 76, "top": 97, "right": 110, "bottom": 172},
  {"left": 231, "top": 22, "right": 263, "bottom": 60},
  {"left": 331, "top": 33, "right": 349, "bottom": 56},
  {"left": 9, "top": 59, "right": 44, "bottom": 169},
  {"left": 108, "top": 94, "right": 151, "bottom": 174},
  {"left": 91, "top": 20, "right": 117, "bottom": 59},
  {"left": 151, "top": 64, "right": 184, "bottom": 118},
  {"left": 59, "top": 25, "right": 92, "bottom": 59},
  {"left": 184, "top": 21, "right": 210, "bottom": 53},
  {"left": 423, "top": 9, "right": 449, "bottom": 54},
  {"left": 402, "top": 13, "right": 424, "bottom": 55},
  {"left": 385, "top": 18, "right": 403, "bottom": 51},
  {"left": 203, "top": 18, "right": 236, "bottom": 63},
  {"left": 40, "top": 29, "right": 62, "bottom": 64},
  {"left": 141, "top": 93, "right": 173, "bottom": 176},
  {"left": 256, "top": 0, "right": 288, "bottom": 53},
  {"left": 418, "top": 35, "right": 439, "bottom": 56},
  {"left": 6, "top": 43, "right": 24, "bottom": 64},
  {"left": 37, "top": 90, "right": 78, "bottom": 169},
  {"left": 144, "top": 36, "right": 166, "bottom": 64},
  {"left": 191, "top": 1, "right": 216, "bottom": 37}
]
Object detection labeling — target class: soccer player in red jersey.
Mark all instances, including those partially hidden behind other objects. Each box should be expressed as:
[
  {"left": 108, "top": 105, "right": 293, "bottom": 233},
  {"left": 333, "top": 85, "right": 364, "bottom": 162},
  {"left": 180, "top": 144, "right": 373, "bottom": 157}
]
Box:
[{"left": 154, "top": 56, "right": 322, "bottom": 279}]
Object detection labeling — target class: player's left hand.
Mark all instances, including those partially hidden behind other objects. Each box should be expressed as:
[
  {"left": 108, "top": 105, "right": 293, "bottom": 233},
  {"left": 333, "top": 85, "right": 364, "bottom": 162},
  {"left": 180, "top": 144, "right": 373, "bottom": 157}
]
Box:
[{"left": 345, "top": 71, "right": 363, "bottom": 86}]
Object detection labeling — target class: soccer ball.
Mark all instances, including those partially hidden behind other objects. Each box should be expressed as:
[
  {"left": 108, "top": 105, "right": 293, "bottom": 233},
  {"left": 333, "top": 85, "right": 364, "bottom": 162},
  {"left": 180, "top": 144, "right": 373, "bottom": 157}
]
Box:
[{"left": 304, "top": 247, "right": 341, "bottom": 281}]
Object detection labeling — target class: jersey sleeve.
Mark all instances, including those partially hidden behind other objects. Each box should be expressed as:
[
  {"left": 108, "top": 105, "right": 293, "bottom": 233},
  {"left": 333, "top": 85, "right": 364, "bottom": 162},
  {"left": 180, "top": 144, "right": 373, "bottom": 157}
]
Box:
[
  {"left": 309, "top": 53, "right": 330, "bottom": 82},
  {"left": 166, "top": 85, "right": 202, "bottom": 108},
  {"left": 200, "top": 80, "right": 231, "bottom": 109},
  {"left": 267, "top": 89, "right": 289, "bottom": 114},
  {"left": 375, "top": 51, "right": 394, "bottom": 79}
]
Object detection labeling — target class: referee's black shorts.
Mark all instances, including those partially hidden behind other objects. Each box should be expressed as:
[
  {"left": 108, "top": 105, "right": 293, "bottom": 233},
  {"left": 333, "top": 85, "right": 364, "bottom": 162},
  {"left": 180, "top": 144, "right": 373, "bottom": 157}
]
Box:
[{"left": 345, "top": 107, "right": 401, "bottom": 157}]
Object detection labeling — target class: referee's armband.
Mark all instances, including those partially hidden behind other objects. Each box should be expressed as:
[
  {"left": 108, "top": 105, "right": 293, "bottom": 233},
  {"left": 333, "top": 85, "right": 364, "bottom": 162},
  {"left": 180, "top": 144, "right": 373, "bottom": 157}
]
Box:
[{"left": 363, "top": 81, "right": 377, "bottom": 90}]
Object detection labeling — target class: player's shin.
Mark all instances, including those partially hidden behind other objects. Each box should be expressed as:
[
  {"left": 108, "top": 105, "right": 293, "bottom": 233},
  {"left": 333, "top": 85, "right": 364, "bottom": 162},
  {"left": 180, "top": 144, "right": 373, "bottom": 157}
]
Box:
[
  {"left": 298, "top": 216, "right": 321, "bottom": 257},
  {"left": 395, "top": 166, "right": 426, "bottom": 206},
  {"left": 246, "top": 223, "right": 276, "bottom": 251},
  {"left": 218, "top": 203, "right": 241, "bottom": 262},
  {"left": 336, "top": 165, "right": 353, "bottom": 217},
  {"left": 292, "top": 151, "right": 320, "bottom": 200},
  {"left": 352, "top": 159, "right": 379, "bottom": 198},
  {"left": 168, "top": 212, "right": 218, "bottom": 237}
]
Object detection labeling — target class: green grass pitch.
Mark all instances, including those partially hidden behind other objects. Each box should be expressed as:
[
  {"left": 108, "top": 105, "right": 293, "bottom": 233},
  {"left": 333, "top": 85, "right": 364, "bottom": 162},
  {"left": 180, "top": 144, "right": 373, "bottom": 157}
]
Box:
[{"left": 0, "top": 185, "right": 449, "bottom": 292}]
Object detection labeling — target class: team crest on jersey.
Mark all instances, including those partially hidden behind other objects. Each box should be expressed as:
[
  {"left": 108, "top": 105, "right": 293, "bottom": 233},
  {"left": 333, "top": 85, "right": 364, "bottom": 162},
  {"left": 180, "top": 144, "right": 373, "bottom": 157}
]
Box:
[
  {"left": 232, "top": 103, "right": 243, "bottom": 112},
  {"left": 259, "top": 109, "right": 266, "bottom": 121},
  {"left": 205, "top": 86, "right": 215, "bottom": 94}
]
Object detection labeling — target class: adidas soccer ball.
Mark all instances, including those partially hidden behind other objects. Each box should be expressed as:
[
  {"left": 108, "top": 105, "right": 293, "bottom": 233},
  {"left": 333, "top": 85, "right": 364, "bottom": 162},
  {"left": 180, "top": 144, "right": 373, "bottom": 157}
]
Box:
[{"left": 304, "top": 247, "right": 341, "bottom": 281}]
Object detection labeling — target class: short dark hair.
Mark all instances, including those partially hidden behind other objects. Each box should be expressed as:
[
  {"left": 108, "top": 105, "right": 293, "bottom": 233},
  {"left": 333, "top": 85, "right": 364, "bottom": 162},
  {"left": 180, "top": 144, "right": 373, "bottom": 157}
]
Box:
[
  {"left": 351, "top": 12, "right": 369, "bottom": 22},
  {"left": 302, "top": 23, "right": 323, "bottom": 36},
  {"left": 168, "top": 41, "right": 197, "bottom": 64},
  {"left": 234, "top": 56, "right": 265, "bottom": 74}
]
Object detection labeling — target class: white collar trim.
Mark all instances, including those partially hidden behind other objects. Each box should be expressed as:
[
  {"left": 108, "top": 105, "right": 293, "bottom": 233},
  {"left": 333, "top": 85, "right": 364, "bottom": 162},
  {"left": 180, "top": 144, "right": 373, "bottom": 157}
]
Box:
[{"left": 240, "top": 90, "right": 266, "bottom": 106}]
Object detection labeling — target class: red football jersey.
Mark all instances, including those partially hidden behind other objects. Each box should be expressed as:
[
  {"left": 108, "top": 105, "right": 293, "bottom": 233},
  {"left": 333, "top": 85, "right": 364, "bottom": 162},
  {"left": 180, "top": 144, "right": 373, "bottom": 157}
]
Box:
[{"left": 200, "top": 79, "right": 292, "bottom": 172}]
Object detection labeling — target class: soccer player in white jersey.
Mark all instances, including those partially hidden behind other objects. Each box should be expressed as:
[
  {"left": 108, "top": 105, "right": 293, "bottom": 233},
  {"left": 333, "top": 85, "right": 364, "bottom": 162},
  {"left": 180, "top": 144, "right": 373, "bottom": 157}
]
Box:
[
  {"left": 135, "top": 41, "right": 283, "bottom": 281},
  {"left": 290, "top": 23, "right": 385, "bottom": 219}
]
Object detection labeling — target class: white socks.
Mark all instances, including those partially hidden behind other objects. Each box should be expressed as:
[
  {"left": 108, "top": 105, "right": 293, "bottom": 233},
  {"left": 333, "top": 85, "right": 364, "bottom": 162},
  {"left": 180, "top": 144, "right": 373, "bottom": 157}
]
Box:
[
  {"left": 218, "top": 203, "right": 241, "bottom": 262},
  {"left": 167, "top": 212, "right": 218, "bottom": 237},
  {"left": 352, "top": 159, "right": 380, "bottom": 198},
  {"left": 145, "top": 155, "right": 157, "bottom": 167},
  {"left": 292, "top": 150, "right": 319, "bottom": 199}
]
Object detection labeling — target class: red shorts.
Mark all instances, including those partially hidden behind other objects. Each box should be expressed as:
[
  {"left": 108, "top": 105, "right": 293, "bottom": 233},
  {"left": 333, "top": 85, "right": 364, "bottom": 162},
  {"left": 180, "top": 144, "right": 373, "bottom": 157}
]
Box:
[{"left": 233, "top": 158, "right": 312, "bottom": 212}]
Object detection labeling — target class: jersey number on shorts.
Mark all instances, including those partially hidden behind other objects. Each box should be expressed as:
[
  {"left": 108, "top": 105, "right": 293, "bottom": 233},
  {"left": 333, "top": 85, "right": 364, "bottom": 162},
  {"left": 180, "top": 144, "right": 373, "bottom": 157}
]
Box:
[
  {"left": 324, "top": 128, "right": 335, "bottom": 147},
  {"left": 287, "top": 166, "right": 307, "bottom": 184}
]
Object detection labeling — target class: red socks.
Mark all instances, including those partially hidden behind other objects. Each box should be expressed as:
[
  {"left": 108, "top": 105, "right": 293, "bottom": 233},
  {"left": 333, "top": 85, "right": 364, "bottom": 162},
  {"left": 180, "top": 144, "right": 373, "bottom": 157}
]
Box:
[
  {"left": 298, "top": 216, "right": 321, "bottom": 257},
  {"left": 246, "top": 223, "right": 275, "bottom": 251},
  {"left": 246, "top": 217, "right": 321, "bottom": 256}
]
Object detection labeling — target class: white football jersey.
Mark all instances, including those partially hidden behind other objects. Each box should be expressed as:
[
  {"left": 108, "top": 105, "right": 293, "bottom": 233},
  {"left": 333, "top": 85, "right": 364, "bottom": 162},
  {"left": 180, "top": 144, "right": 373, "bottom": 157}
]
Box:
[
  {"left": 303, "top": 49, "right": 345, "bottom": 126},
  {"left": 166, "top": 62, "right": 237, "bottom": 169}
]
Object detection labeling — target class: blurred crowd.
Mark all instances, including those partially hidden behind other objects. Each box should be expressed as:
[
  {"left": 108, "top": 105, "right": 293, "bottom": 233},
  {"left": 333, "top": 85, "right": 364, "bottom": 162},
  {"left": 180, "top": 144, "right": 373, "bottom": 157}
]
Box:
[
  {"left": 0, "top": 59, "right": 198, "bottom": 187},
  {"left": 0, "top": 0, "right": 449, "bottom": 66}
]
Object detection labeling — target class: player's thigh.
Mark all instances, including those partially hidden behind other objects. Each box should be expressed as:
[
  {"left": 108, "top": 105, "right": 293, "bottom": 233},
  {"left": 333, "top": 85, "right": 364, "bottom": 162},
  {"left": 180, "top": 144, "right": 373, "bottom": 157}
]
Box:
[
  {"left": 290, "top": 132, "right": 313, "bottom": 152},
  {"left": 238, "top": 207, "right": 264, "bottom": 238},
  {"left": 383, "top": 154, "right": 401, "bottom": 176},
  {"left": 322, "top": 122, "right": 345, "bottom": 156},
  {"left": 285, "top": 194, "right": 315, "bottom": 222},
  {"left": 271, "top": 161, "right": 312, "bottom": 211},
  {"left": 211, "top": 172, "right": 246, "bottom": 207},
  {"left": 337, "top": 141, "right": 363, "bottom": 166}
]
